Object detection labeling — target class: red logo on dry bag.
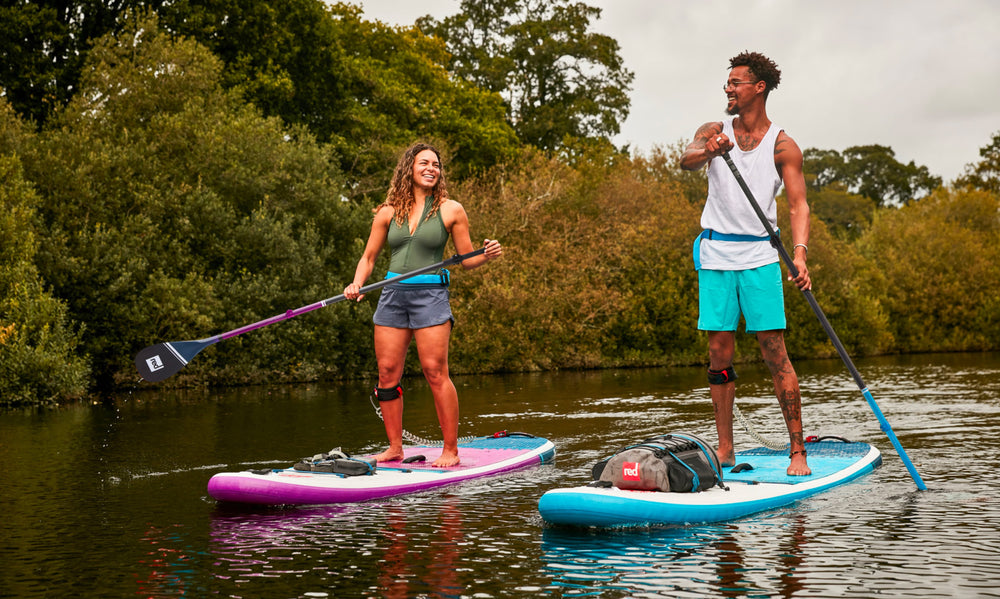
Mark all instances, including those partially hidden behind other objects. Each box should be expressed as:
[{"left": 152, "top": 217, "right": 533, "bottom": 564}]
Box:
[{"left": 622, "top": 462, "right": 640, "bottom": 481}]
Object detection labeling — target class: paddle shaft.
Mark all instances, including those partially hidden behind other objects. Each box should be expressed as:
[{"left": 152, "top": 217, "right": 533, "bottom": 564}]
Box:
[
  {"left": 208, "top": 247, "right": 486, "bottom": 345},
  {"left": 135, "top": 248, "right": 487, "bottom": 382},
  {"left": 721, "top": 152, "right": 927, "bottom": 490}
]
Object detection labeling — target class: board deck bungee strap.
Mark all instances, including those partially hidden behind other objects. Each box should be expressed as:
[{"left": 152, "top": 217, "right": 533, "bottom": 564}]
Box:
[{"left": 291, "top": 450, "right": 377, "bottom": 476}]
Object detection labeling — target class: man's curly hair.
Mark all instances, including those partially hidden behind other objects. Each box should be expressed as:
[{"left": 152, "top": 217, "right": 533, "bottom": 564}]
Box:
[{"left": 729, "top": 51, "right": 781, "bottom": 96}]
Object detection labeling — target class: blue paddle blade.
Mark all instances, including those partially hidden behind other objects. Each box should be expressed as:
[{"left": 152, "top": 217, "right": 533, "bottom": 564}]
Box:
[{"left": 134, "top": 339, "right": 212, "bottom": 382}]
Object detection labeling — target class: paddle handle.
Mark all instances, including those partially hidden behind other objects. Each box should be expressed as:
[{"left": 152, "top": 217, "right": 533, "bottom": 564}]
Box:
[
  {"left": 721, "top": 152, "right": 927, "bottom": 490},
  {"left": 211, "top": 247, "right": 486, "bottom": 343}
]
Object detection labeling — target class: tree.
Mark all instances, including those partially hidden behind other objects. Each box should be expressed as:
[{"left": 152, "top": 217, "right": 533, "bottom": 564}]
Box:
[
  {"left": 806, "top": 185, "right": 876, "bottom": 240},
  {"left": 158, "top": 0, "right": 520, "bottom": 189},
  {"left": 803, "top": 145, "right": 941, "bottom": 207},
  {"left": 858, "top": 188, "right": 1000, "bottom": 352},
  {"left": 418, "top": 0, "right": 634, "bottom": 151},
  {"left": 0, "top": 1, "right": 151, "bottom": 127},
  {"left": 1, "top": 1, "right": 520, "bottom": 193},
  {"left": 22, "top": 11, "right": 374, "bottom": 388},
  {"left": 0, "top": 102, "right": 89, "bottom": 405},
  {"left": 954, "top": 130, "right": 1000, "bottom": 192}
]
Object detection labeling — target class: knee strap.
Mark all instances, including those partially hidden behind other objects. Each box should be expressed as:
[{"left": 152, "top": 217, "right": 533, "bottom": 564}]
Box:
[
  {"left": 707, "top": 366, "right": 738, "bottom": 385},
  {"left": 374, "top": 384, "right": 402, "bottom": 402}
]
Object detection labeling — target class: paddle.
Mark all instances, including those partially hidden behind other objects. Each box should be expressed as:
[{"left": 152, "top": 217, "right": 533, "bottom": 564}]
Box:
[
  {"left": 134, "top": 247, "right": 486, "bottom": 383},
  {"left": 721, "top": 152, "right": 927, "bottom": 490}
]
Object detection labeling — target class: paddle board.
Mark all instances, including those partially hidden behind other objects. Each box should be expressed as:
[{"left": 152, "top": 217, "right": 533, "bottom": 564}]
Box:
[
  {"left": 538, "top": 440, "right": 880, "bottom": 527},
  {"left": 208, "top": 431, "right": 555, "bottom": 505}
]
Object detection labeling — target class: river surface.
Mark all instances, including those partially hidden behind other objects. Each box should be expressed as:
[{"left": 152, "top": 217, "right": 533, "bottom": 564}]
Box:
[{"left": 2, "top": 352, "right": 999, "bottom": 598}]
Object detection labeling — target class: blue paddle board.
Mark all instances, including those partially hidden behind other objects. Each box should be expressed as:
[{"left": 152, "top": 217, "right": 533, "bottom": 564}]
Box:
[{"left": 538, "top": 440, "right": 881, "bottom": 527}]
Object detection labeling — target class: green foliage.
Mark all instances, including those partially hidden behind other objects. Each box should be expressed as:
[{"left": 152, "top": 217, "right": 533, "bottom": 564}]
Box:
[
  {"left": 20, "top": 12, "right": 371, "bottom": 388},
  {"left": 449, "top": 146, "right": 704, "bottom": 372},
  {"left": 777, "top": 197, "right": 893, "bottom": 359},
  {"left": 3, "top": 1, "right": 999, "bottom": 405},
  {"left": 857, "top": 188, "right": 1000, "bottom": 352},
  {"left": 418, "top": 0, "right": 633, "bottom": 151},
  {"left": 807, "top": 185, "right": 877, "bottom": 240},
  {"left": 0, "top": 143, "right": 89, "bottom": 406},
  {"left": 804, "top": 145, "right": 942, "bottom": 207},
  {"left": 0, "top": 1, "right": 96, "bottom": 126},
  {"left": 447, "top": 148, "right": 594, "bottom": 371},
  {"left": 954, "top": 130, "right": 1000, "bottom": 192},
  {"left": 1, "top": 1, "right": 521, "bottom": 193},
  {"left": 159, "top": 0, "right": 520, "bottom": 189}
]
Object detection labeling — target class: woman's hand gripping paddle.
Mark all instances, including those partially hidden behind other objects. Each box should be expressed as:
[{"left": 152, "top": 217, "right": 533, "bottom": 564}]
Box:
[
  {"left": 134, "top": 248, "right": 486, "bottom": 383},
  {"left": 721, "top": 151, "right": 927, "bottom": 491}
]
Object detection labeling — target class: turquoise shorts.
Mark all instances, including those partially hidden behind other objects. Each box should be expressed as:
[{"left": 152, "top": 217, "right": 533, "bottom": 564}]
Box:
[{"left": 698, "top": 263, "right": 786, "bottom": 333}]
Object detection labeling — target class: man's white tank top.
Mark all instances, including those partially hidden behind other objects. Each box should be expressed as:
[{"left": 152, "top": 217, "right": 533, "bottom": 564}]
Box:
[{"left": 698, "top": 117, "right": 784, "bottom": 270}]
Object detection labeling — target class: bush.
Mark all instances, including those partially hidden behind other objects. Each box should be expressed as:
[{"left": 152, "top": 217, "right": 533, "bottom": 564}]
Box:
[
  {"left": 21, "top": 13, "right": 370, "bottom": 388},
  {"left": 858, "top": 188, "right": 1000, "bottom": 352},
  {"left": 0, "top": 152, "right": 89, "bottom": 406}
]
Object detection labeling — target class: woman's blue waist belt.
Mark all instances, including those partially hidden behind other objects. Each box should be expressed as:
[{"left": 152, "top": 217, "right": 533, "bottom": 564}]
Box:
[
  {"left": 693, "top": 229, "right": 776, "bottom": 270},
  {"left": 385, "top": 269, "right": 450, "bottom": 288}
]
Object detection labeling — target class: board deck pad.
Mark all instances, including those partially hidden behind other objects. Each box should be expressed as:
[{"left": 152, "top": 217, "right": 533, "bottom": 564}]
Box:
[
  {"left": 208, "top": 433, "right": 555, "bottom": 506},
  {"left": 538, "top": 440, "right": 881, "bottom": 528},
  {"left": 727, "top": 442, "right": 874, "bottom": 484}
]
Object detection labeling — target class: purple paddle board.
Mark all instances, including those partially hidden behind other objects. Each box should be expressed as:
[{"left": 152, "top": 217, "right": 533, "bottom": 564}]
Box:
[{"left": 208, "top": 432, "right": 555, "bottom": 505}]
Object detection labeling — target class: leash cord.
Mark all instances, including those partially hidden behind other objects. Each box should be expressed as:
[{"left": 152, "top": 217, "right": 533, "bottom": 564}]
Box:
[
  {"left": 733, "top": 401, "right": 787, "bottom": 451},
  {"left": 369, "top": 394, "right": 476, "bottom": 447}
]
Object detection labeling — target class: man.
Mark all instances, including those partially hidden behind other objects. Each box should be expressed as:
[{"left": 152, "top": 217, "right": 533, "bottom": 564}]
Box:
[{"left": 680, "top": 51, "right": 812, "bottom": 476}]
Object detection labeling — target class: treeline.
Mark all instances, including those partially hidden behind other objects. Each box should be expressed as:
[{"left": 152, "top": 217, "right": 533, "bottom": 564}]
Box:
[{"left": 2, "top": 3, "right": 999, "bottom": 406}]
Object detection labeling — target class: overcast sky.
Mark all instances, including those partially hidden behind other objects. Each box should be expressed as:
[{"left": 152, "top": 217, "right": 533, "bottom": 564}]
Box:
[{"left": 358, "top": 0, "right": 1000, "bottom": 183}]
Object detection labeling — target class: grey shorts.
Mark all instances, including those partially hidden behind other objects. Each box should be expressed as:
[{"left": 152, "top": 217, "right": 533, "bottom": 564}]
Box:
[{"left": 373, "top": 287, "right": 454, "bottom": 329}]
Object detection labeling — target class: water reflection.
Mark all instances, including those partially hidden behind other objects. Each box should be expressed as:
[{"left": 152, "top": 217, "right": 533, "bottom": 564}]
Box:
[
  {"left": 134, "top": 524, "right": 195, "bottom": 598},
  {"left": 207, "top": 497, "right": 468, "bottom": 597},
  {"left": 379, "top": 503, "right": 463, "bottom": 598},
  {"left": 541, "top": 513, "right": 812, "bottom": 598},
  {"left": 5, "top": 353, "right": 1000, "bottom": 598}
]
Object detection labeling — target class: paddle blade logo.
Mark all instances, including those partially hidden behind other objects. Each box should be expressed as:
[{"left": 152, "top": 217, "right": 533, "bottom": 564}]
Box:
[
  {"left": 145, "top": 355, "right": 165, "bottom": 372},
  {"left": 622, "top": 462, "right": 640, "bottom": 481},
  {"left": 135, "top": 343, "right": 188, "bottom": 382}
]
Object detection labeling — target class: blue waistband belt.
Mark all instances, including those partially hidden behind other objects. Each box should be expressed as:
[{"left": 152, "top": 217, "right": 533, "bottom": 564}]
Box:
[
  {"left": 385, "top": 270, "right": 451, "bottom": 287},
  {"left": 693, "top": 229, "right": 776, "bottom": 271}
]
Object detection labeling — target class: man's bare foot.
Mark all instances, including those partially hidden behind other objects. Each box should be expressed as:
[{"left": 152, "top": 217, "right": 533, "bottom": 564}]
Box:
[
  {"left": 787, "top": 450, "right": 811, "bottom": 476},
  {"left": 431, "top": 452, "right": 460, "bottom": 468},
  {"left": 374, "top": 448, "right": 405, "bottom": 463},
  {"left": 717, "top": 446, "right": 735, "bottom": 468}
]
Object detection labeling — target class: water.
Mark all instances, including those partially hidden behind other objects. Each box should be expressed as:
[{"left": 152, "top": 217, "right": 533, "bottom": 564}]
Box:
[{"left": 2, "top": 353, "right": 999, "bottom": 598}]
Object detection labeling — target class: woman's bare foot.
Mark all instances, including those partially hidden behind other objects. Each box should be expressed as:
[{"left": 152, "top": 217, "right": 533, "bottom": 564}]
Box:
[
  {"left": 432, "top": 451, "right": 460, "bottom": 468},
  {"left": 374, "top": 448, "right": 405, "bottom": 463}
]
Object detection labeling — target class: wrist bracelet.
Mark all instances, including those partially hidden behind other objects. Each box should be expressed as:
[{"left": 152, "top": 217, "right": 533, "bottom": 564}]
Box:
[{"left": 793, "top": 243, "right": 808, "bottom": 254}]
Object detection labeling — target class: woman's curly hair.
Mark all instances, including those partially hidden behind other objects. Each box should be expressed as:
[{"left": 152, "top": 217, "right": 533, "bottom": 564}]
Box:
[
  {"left": 729, "top": 51, "right": 781, "bottom": 96},
  {"left": 378, "top": 142, "right": 450, "bottom": 226}
]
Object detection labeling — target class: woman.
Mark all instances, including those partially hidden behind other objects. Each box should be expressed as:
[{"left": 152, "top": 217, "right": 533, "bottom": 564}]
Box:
[{"left": 344, "top": 142, "right": 502, "bottom": 467}]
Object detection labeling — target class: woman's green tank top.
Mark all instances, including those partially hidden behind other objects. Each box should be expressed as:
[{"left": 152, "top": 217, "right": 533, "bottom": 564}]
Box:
[{"left": 386, "top": 199, "right": 448, "bottom": 273}]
